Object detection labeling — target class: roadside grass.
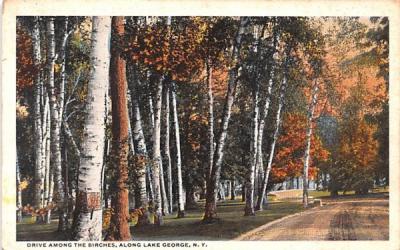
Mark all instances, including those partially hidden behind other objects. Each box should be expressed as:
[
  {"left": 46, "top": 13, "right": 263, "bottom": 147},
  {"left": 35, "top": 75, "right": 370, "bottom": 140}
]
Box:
[
  {"left": 132, "top": 199, "right": 303, "bottom": 240},
  {"left": 17, "top": 199, "right": 304, "bottom": 241},
  {"left": 17, "top": 189, "right": 388, "bottom": 241},
  {"left": 308, "top": 188, "right": 389, "bottom": 201}
]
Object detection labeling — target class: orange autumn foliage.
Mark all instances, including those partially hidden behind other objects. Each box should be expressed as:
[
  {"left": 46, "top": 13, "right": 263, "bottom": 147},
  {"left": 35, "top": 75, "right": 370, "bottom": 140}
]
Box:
[
  {"left": 127, "top": 17, "right": 207, "bottom": 82},
  {"left": 16, "top": 22, "right": 36, "bottom": 95},
  {"left": 271, "top": 112, "right": 329, "bottom": 183}
]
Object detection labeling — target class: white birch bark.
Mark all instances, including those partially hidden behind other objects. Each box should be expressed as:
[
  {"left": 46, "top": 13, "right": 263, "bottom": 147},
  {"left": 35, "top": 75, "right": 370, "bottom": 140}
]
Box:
[
  {"left": 245, "top": 24, "right": 264, "bottom": 216},
  {"left": 245, "top": 82, "right": 259, "bottom": 216},
  {"left": 206, "top": 60, "right": 214, "bottom": 184},
  {"left": 128, "top": 65, "right": 150, "bottom": 225},
  {"left": 303, "top": 81, "right": 319, "bottom": 208},
  {"left": 126, "top": 88, "right": 135, "bottom": 155},
  {"left": 171, "top": 81, "right": 185, "bottom": 218},
  {"left": 162, "top": 85, "right": 173, "bottom": 214},
  {"left": 41, "top": 94, "right": 50, "bottom": 208},
  {"left": 203, "top": 17, "right": 248, "bottom": 221},
  {"left": 71, "top": 16, "right": 111, "bottom": 241},
  {"left": 254, "top": 68, "right": 275, "bottom": 210},
  {"left": 16, "top": 151, "right": 23, "bottom": 222},
  {"left": 32, "top": 16, "right": 45, "bottom": 211},
  {"left": 152, "top": 76, "right": 164, "bottom": 225},
  {"left": 257, "top": 65, "right": 287, "bottom": 211},
  {"left": 46, "top": 17, "right": 68, "bottom": 231},
  {"left": 44, "top": 105, "right": 53, "bottom": 224},
  {"left": 58, "top": 17, "right": 71, "bottom": 127}
]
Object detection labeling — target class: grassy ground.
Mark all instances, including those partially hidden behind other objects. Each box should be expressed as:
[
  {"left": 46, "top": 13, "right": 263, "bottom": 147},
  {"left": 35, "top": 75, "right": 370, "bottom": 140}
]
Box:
[
  {"left": 17, "top": 189, "right": 388, "bottom": 241},
  {"left": 132, "top": 199, "right": 303, "bottom": 240},
  {"left": 308, "top": 187, "right": 389, "bottom": 200},
  {"left": 17, "top": 199, "right": 304, "bottom": 241}
]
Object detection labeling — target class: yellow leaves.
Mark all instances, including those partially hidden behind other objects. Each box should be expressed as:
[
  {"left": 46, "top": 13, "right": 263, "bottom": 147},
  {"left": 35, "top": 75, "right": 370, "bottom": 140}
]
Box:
[
  {"left": 54, "top": 63, "right": 62, "bottom": 74},
  {"left": 103, "top": 208, "right": 113, "bottom": 230},
  {"left": 16, "top": 102, "right": 29, "bottom": 119},
  {"left": 18, "top": 179, "right": 29, "bottom": 191},
  {"left": 20, "top": 202, "right": 56, "bottom": 217}
]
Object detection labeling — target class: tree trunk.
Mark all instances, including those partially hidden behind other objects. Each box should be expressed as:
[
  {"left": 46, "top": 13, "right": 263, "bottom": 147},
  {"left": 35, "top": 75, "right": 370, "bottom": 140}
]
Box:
[
  {"left": 203, "top": 17, "right": 248, "bottom": 223},
  {"left": 171, "top": 81, "right": 185, "bottom": 218},
  {"left": 105, "top": 16, "right": 132, "bottom": 241},
  {"left": 159, "top": 159, "right": 169, "bottom": 215},
  {"left": 147, "top": 91, "right": 156, "bottom": 201},
  {"left": 16, "top": 151, "right": 23, "bottom": 222},
  {"left": 241, "top": 183, "right": 246, "bottom": 202},
  {"left": 244, "top": 75, "right": 260, "bottom": 216},
  {"left": 151, "top": 76, "right": 164, "bottom": 225},
  {"left": 58, "top": 17, "right": 70, "bottom": 127},
  {"left": 162, "top": 84, "right": 173, "bottom": 214},
  {"left": 255, "top": 68, "right": 274, "bottom": 199},
  {"left": 46, "top": 17, "right": 68, "bottom": 231},
  {"left": 127, "top": 64, "right": 151, "bottom": 225},
  {"left": 218, "top": 181, "right": 226, "bottom": 201},
  {"left": 41, "top": 93, "right": 50, "bottom": 221},
  {"left": 256, "top": 64, "right": 287, "bottom": 211},
  {"left": 230, "top": 179, "right": 236, "bottom": 200},
  {"left": 126, "top": 87, "right": 135, "bottom": 156},
  {"left": 71, "top": 16, "right": 111, "bottom": 241},
  {"left": 32, "top": 16, "right": 45, "bottom": 214},
  {"left": 206, "top": 60, "right": 214, "bottom": 185},
  {"left": 44, "top": 103, "right": 52, "bottom": 224},
  {"left": 303, "top": 81, "right": 319, "bottom": 208}
]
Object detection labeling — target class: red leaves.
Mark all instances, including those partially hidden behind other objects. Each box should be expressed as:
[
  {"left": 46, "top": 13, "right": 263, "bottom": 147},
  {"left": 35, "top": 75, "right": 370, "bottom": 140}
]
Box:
[{"left": 271, "top": 112, "right": 329, "bottom": 181}]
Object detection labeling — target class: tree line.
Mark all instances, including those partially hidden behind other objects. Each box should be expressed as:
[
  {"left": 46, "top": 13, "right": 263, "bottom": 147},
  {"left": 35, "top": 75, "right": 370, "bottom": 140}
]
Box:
[{"left": 16, "top": 16, "right": 388, "bottom": 240}]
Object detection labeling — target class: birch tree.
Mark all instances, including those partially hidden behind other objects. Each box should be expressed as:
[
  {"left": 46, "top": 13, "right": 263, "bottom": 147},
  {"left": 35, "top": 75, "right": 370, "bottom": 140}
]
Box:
[
  {"left": 71, "top": 16, "right": 111, "bottom": 241},
  {"left": 46, "top": 17, "right": 69, "bottom": 231},
  {"left": 162, "top": 83, "right": 173, "bottom": 214},
  {"left": 128, "top": 64, "right": 151, "bottom": 225},
  {"left": 152, "top": 76, "right": 164, "bottom": 225},
  {"left": 32, "top": 16, "right": 45, "bottom": 215},
  {"left": 205, "top": 59, "right": 214, "bottom": 191},
  {"left": 203, "top": 17, "right": 248, "bottom": 222},
  {"left": 171, "top": 80, "right": 185, "bottom": 218},
  {"left": 302, "top": 81, "right": 319, "bottom": 208},
  {"left": 16, "top": 151, "right": 23, "bottom": 222},
  {"left": 244, "top": 23, "right": 266, "bottom": 216},
  {"left": 257, "top": 62, "right": 288, "bottom": 210}
]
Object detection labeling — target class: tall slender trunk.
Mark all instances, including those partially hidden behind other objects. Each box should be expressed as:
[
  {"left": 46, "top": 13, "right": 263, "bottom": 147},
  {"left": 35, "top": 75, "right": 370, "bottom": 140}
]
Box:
[
  {"left": 171, "top": 81, "right": 185, "bottom": 218},
  {"left": 256, "top": 64, "right": 288, "bottom": 211},
  {"left": 42, "top": 93, "right": 50, "bottom": 205},
  {"left": 32, "top": 16, "right": 45, "bottom": 212},
  {"left": 16, "top": 151, "right": 23, "bottom": 222},
  {"left": 303, "top": 81, "right": 319, "bottom": 208},
  {"left": 152, "top": 76, "right": 164, "bottom": 225},
  {"left": 59, "top": 16, "right": 72, "bottom": 224},
  {"left": 162, "top": 84, "right": 173, "bottom": 214},
  {"left": 254, "top": 67, "right": 275, "bottom": 210},
  {"left": 147, "top": 91, "right": 156, "bottom": 200},
  {"left": 127, "top": 65, "right": 151, "bottom": 225},
  {"left": 106, "top": 16, "right": 131, "bottom": 241},
  {"left": 206, "top": 60, "right": 214, "bottom": 186},
  {"left": 244, "top": 78, "right": 259, "bottom": 216},
  {"left": 159, "top": 156, "right": 169, "bottom": 215},
  {"left": 71, "top": 16, "right": 111, "bottom": 241},
  {"left": 230, "top": 179, "right": 236, "bottom": 200},
  {"left": 126, "top": 89, "right": 135, "bottom": 156},
  {"left": 203, "top": 18, "right": 248, "bottom": 222},
  {"left": 46, "top": 17, "right": 68, "bottom": 231},
  {"left": 58, "top": 17, "right": 70, "bottom": 126},
  {"left": 44, "top": 103, "right": 52, "bottom": 224}
]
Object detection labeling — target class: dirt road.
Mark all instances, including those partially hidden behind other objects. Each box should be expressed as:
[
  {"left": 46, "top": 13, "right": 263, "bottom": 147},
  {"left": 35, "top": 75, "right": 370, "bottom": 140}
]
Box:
[{"left": 238, "top": 199, "right": 389, "bottom": 240}]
